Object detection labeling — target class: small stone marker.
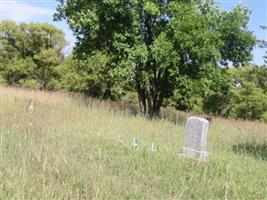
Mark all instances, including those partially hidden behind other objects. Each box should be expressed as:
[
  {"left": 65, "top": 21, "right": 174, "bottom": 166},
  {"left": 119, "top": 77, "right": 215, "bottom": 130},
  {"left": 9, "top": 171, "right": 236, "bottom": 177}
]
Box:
[
  {"left": 150, "top": 143, "right": 157, "bottom": 152},
  {"left": 132, "top": 138, "right": 139, "bottom": 150},
  {"left": 180, "top": 117, "right": 209, "bottom": 161},
  {"left": 117, "top": 135, "right": 123, "bottom": 143},
  {"left": 26, "top": 99, "right": 34, "bottom": 113}
]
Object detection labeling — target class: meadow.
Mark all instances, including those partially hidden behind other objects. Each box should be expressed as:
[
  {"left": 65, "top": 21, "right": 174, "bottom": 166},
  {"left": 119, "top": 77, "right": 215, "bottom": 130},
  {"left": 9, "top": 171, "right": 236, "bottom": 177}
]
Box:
[{"left": 0, "top": 86, "right": 266, "bottom": 199}]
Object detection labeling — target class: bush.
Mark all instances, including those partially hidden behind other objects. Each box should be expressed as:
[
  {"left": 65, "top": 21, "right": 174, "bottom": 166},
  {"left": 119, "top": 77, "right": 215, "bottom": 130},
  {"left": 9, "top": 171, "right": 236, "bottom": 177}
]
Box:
[
  {"left": 260, "top": 112, "right": 267, "bottom": 123},
  {"left": 18, "top": 79, "right": 39, "bottom": 89},
  {"left": 203, "top": 92, "right": 231, "bottom": 117},
  {"left": 55, "top": 54, "right": 124, "bottom": 100},
  {"left": 229, "top": 83, "right": 267, "bottom": 120}
]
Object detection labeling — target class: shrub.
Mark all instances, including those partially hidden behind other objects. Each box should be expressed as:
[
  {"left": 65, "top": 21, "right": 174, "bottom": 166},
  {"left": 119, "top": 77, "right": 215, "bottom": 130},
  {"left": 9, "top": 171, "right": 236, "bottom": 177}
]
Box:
[
  {"left": 229, "top": 83, "right": 267, "bottom": 120},
  {"left": 260, "top": 112, "right": 267, "bottom": 123}
]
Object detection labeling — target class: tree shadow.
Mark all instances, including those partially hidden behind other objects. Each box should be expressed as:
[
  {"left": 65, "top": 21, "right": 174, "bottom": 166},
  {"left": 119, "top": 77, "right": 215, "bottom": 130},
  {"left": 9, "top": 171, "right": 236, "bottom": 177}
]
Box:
[{"left": 232, "top": 143, "right": 267, "bottom": 160}]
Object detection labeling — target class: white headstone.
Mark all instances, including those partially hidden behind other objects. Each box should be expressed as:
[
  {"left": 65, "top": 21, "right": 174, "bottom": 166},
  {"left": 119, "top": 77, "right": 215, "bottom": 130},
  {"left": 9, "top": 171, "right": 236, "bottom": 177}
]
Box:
[{"left": 180, "top": 117, "right": 209, "bottom": 161}]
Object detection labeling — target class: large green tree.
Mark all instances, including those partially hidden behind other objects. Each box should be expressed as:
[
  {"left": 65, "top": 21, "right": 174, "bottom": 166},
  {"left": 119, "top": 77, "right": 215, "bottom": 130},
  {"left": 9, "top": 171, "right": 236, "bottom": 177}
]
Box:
[
  {"left": 55, "top": 0, "right": 256, "bottom": 116},
  {"left": 0, "top": 21, "right": 66, "bottom": 89}
]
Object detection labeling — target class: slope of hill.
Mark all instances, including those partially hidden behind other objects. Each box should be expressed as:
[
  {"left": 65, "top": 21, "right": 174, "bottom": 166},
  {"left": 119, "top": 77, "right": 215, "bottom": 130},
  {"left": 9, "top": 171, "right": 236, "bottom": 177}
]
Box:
[{"left": 0, "top": 86, "right": 266, "bottom": 199}]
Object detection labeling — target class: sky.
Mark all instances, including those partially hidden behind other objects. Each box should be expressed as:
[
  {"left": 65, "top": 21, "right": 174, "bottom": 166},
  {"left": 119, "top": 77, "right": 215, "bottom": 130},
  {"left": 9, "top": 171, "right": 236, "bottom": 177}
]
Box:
[{"left": 1, "top": 0, "right": 267, "bottom": 65}]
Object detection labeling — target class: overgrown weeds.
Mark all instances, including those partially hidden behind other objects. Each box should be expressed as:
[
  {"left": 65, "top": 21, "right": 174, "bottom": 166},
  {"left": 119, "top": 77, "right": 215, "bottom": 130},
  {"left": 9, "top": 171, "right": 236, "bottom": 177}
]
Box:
[{"left": 0, "top": 86, "right": 266, "bottom": 199}]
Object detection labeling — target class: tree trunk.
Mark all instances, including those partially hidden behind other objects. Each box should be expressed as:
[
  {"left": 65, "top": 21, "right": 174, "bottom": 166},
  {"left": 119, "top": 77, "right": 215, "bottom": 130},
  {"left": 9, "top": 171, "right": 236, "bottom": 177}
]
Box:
[
  {"left": 138, "top": 88, "right": 147, "bottom": 114},
  {"left": 137, "top": 88, "right": 162, "bottom": 118}
]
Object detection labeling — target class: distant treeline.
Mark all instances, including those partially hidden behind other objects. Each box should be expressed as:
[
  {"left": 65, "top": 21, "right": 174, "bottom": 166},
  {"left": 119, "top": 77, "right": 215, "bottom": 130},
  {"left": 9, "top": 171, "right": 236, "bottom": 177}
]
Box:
[{"left": 0, "top": 19, "right": 266, "bottom": 121}]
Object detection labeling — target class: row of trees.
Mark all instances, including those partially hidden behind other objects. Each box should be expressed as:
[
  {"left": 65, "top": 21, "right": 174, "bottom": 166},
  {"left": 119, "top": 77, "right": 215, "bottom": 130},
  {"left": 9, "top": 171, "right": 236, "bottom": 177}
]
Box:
[
  {"left": 0, "top": 21, "right": 66, "bottom": 89},
  {"left": 0, "top": 0, "right": 266, "bottom": 121}
]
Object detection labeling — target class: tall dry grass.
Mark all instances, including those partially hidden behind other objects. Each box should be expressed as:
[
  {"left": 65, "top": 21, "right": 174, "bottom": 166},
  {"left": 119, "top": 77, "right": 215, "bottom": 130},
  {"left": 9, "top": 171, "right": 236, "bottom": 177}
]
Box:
[{"left": 0, "top": 86, "right": 266, "bottom": 199}]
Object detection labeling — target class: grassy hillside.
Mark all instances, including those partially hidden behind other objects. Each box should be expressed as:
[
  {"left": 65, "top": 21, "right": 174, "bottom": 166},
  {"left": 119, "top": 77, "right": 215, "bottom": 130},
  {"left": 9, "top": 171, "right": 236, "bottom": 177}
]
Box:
[{"left": 0, "top": 86, "right": 266, "bottom": 199}]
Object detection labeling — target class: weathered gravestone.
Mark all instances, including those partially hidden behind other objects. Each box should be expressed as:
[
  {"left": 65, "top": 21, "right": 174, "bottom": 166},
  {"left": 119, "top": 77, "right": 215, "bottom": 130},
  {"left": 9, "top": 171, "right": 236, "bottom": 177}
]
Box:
[{"left": 180, "top": 117, "right": 209, "bottom": 161}]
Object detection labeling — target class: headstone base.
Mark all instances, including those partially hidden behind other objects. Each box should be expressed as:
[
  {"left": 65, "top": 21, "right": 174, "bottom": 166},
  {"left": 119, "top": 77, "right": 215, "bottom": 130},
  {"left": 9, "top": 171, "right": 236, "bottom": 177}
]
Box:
[{"left": 180, "top": 147, "right": 209, "bottom": 161}]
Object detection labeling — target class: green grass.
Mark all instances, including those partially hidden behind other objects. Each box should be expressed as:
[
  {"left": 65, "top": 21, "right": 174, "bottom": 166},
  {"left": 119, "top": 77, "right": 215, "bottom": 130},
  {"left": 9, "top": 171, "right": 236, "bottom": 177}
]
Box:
[{"left": 0, "top": 86, "right": 266, "bottom": 199}]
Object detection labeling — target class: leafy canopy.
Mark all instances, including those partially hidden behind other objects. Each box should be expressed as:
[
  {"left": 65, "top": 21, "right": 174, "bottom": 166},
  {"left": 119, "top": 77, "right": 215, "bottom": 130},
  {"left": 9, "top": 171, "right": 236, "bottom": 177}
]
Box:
[
  {"left": 55, "top": 0, "right": 256, "bottom": 116},
  {"left": 0, "top": 21, "right": 66, "bottom": 89}
]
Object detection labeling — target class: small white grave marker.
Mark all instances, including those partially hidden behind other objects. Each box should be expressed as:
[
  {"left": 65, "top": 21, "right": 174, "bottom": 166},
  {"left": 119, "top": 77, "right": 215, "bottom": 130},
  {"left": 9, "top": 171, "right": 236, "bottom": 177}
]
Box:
[
  {"left": 26, "top": 99, "right": 34, "bottom": 113},
  {"left": 132, "top": 138, "right": 139, "bottom": 150},
  {"left": 150, "top": 143, "right": 157, "bottom": 152},
  {"left": 180, "top": 117, "right": 209, "bottom": 161},
  {"left": 117, "top": 135, "right": 123, "bottom": 143}
]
